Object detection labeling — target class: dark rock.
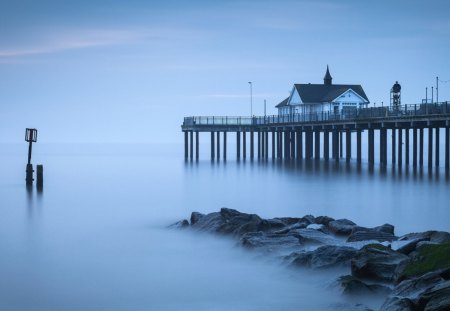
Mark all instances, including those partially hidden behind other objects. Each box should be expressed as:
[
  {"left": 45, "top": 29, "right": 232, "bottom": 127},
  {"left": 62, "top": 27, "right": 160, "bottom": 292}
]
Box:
[
  {"left": 400, "top": 230, "right": 450, "bottom": 244},
  {"left": 328, "top": 303, "right": 374, "bottom": 311},
  {"left": 190, "top": 212, "right": 205, "bottom": 225},
  {"left": 288, "top": 245, "right": 358, "bottom": 269},
  {"left": 302, "top": 214, "right": 316, "bottom": 225},
  {"left": 396, "top": 238, "right": 428, "bottom": 255},
  {"left": 294, "top": 228, "right": 340, "bottom": 245},
  {"left": 328, "top": 219, "right": 357, "bottom": 235},
  {"left": 266, "top": 218, "right": 286, "bottom": 230},
  {"left": 336, "top": 275, "right": 391, "bottom": 296},
  {"left": 169, "top": 219, "right": 189, "bottom": 228},
  {"left": 315, "top": 215, "right": 335, "bottom": 226},
  {"left": 351, "top": 245, "right": 410, "bottom": 283},
  {"left": 240, "top": 231, "right": 301, "bottom": 251},
  {"left": 380, "top": 268, "right": 450, "bottom": 311},
  {"left": 274, "top": 217, "right": 302, "bottom": 226},
  {"left": 191, "top": 208, "right": 271, "bottom": 237},
  {"left": 347, "top": 230, "right": 397, "bottom": 243},
  {"left": 273, "top": 221, "right": 309, "bottom": 234}
]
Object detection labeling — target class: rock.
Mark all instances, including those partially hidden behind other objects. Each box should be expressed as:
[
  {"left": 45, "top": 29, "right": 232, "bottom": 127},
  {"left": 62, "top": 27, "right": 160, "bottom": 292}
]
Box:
[
  {"left": 190, "top": 212, "right": 205, "bottom": 225},
  {"left": 336, "top": 275, "right": 391, "bottom": 296},
  {"left": 294, "top": 228, "right": 340, "bottom": 245},
  {"left": 288, "top": 245, "right": 358, "bottom": 269},
  {"left": 327, "top": 219, "right": 357, "bottom": 235},
  {"left": 191, "top": 208, "right": 271, "bottom": 237},
  {"left": 396, "top": 238, "right": 428, "bottom": 255},
  {"left": 347, "top": 230, "right": 397, "bottom": 243},
  {"left": 240, "top": 231, "right": 301, "bottom": 251},
  {"left": 274, "top": 217, "right": 303, "bottom": 225},
  {"left": 315, "top": 215, "right": 335, "bottom": 226},
  {"left": 273, "top": 221, "right": 309, "bottom": 234},
  {"left": 351, "top": 245, "right": 410, "bottom": 283},
  {"left": 328, "top": 303, "right": 374, "bottom": 311},
  {"left": 266, "top": 218, "right": 286, "bottom": 230},
  {"left": 380, "top": 268, "right": 450, "bottom": 311},
  {"left": 169, "top": 219, "right": 189, "bottom": 228},
  {"left": 375, "top": 224, "right": 395, "bottom": 235},
  {"left": 400, "top": 230, "right": 450, "bottom": 244}
]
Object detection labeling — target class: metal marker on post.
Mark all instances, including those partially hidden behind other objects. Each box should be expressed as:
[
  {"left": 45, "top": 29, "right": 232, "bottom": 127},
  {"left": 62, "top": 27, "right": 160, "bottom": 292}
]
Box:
[{"left": 25, "top": 128, "right": 37, "bottom": 186}]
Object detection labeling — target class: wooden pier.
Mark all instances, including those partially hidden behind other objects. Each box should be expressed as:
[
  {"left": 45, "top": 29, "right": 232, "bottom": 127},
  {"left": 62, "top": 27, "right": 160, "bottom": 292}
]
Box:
[{"left": 182, "top": 102, "right": 450, "bottom": 169}]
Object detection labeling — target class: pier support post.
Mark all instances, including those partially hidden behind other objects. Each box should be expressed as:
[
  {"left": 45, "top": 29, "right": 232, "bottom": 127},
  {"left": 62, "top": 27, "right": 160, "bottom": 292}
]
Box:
[
  {"left": 297, "top": 130, "right": 303, "bottom": 159},
  {"left": 184, "top": 131, "right": 188, "bottom": 159},
  {"left": 392, "top": 128, "right": 396, "bottom": 164},
  {"left": 277, "top": 130, "right": 282, "bottom": 159},
  {"left": 285, "top": 130, "right": 290, "bottom": 159},
  {"left": 357, "top": 130, "right": 362, "bottom": 164},
  {"left": 436, "top": 128, "right": 440, "bottom": 167},
  {"left": 340, "top": 132, "right": 343, "bottom": 158},
  {"left": 261, "top": 130, "right": 265, "bottom": 158},
  {"left": 196, "top": 132, "right": 199, "bottom": 160},
  {"left": 190, "top": 131, "right": 194, "bottom": 160},
  {"left": 398, "top": 128, "right": 403, "bottom": 167},
  {"left": 265, "top": 131, "right": 269, "bottom": 159},
  {"left": 290, "top": 131, "right": 295, "bottom": 159},
  {"left": 224, "top": 132, "right": 227, "bottom": 160},
  {"left": 380, "top": 128, "right": 387, "bottom": 166},
  {"left": 258, "top": 131, "right": 261, "bottom": 159},
  {"left": 243, "top": 131, "right": 246, "bottom": 160},
  {"left": 428, "top": 127, "right": 433, "bottom": 168},
  {"left": 413, "top": 128, "right": 417, "bottom": 167},
  {"left": 314, "top": 130, "right": 320, "bottom": 160},
  {"left": 211, "top": 132, "right": 215, "bottom": 159},
  {"left": 405, "top": 128, "right": 409, "bottom": 166},
  {"left": 324, "top": 130, "right": 329, "bottom": 161},
  {"left": 306, "top": 129, "right": 313, "bottom": 159},
  {"left": 272, "top": 131, "right": 275, "bottom": 159},
  {"left": 368, "top": 129, "right": 374, "bottom": 165},
  {"left": 420, "top": 128, "right": 424, "bottom": 167},
  {"left": 36, "top": 164, "right": 43, "bottom": 191},
  {"left": 237, "top": 131, "right": 241, "bottom": 159},
  {"left": 445, "top": 127, "right": 449, "bottom": 170},
  {"left": 250, "top": 131, "right": 254, "bottom": 159},
  {"left": 332, "top": 130, "right": 339, "bottom": 160},
  {"left": 216, "top": 132, "right": 220, "bottom": 160},
  {"left": 346, "top": 129, "right": 351, "bottom": 161}
]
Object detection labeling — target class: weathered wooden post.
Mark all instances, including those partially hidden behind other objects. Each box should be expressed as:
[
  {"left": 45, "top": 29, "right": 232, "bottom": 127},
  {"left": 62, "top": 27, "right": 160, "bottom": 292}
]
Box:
[
  {"left": 315, "top": 130, "right": 320, "bottom": 160},
  {"left": 25, "top": 128, "right": 37, "bottom": 186},
  {"left": 36, "top": 164, "right": 43, "bottom": 191},
  {"left": 356, "top": 129, "right": 362, "bottom": 164},
  {"left": 243, "top": 131, "right": 247, "bottom": 159},
  {"left": 324, "top": 130, "right": 329, "bottom": 161},
  {"left": 297, "top": 129, "right": 303, "bottom": 159},
  {"left": 346, "top": 129, "right": 351, "bottom": 161}
]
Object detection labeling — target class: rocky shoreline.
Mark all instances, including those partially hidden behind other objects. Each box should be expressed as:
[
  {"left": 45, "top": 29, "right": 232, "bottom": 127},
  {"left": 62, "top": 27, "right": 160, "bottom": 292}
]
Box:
[{"left": 171, "top": 208, "right": 450, "bottom": 311}]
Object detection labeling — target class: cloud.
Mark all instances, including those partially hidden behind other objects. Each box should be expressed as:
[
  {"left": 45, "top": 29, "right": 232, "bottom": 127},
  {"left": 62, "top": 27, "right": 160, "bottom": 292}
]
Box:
[{"left": 0, "top": 29, "right": 144, "bottom": 58}]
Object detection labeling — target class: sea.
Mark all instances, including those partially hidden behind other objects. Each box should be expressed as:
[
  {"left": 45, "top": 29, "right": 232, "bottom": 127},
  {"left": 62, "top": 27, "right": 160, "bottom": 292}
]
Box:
[{"left": 1, "top": 140, "right": 449, "bottom": 310}]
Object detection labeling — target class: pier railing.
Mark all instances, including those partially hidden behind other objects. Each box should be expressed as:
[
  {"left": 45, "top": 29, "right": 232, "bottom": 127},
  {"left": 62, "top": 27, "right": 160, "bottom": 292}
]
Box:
[{"left": 183, "top": 102, "right": 450, "bottom": 126}]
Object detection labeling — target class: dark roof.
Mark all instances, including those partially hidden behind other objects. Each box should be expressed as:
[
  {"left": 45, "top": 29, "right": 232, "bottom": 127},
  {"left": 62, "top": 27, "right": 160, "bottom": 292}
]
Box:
[
  {"left": 275, "top": 97, "right": 289, "bottom": 108},
  {"left": 294, "top": 84, "right": 369, "bottom": 103}
]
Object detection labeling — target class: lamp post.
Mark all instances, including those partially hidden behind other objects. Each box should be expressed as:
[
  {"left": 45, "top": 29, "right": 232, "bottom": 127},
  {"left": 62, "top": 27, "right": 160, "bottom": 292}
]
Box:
[{"left": 248, "top": 81, "right": 252, "bottom": 116}]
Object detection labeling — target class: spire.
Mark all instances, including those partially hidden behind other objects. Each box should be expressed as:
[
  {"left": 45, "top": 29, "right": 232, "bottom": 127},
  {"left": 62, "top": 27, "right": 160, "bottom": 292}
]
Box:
[{"left": 324, "top": 65, "right": 332, "bottom": 85}]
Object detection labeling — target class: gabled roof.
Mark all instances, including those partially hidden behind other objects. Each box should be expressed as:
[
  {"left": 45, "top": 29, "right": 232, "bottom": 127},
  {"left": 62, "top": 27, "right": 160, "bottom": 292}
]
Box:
[
  {"left": 294, "top": 84, "right": 369, "bottom": 103},
  {"left": 275, "top": 97, "right": 289, "bottom": 108}
]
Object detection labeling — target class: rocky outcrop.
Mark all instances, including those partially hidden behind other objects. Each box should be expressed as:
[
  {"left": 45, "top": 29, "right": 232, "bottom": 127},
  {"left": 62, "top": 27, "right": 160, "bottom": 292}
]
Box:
[{"left": 171, "top": 208, "right": 450, "bottom": 310}]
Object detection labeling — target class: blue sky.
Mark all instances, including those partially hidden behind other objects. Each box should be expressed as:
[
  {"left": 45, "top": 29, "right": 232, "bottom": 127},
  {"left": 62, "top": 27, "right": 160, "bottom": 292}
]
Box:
[{"left": 1, "top": 0, "right": 449, "bottom": 143}]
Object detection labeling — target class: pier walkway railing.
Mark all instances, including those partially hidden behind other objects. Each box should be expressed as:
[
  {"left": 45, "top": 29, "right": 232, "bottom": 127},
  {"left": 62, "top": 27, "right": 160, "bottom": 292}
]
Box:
[{"left": 183, "top": 102, "right": 450, "bottom": 127}]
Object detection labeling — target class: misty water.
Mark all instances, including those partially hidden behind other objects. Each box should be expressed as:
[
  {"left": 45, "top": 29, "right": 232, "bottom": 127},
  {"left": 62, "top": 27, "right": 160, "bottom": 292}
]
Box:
[{"left": 1, "top": 142, "right": 450, "bottom": 310}]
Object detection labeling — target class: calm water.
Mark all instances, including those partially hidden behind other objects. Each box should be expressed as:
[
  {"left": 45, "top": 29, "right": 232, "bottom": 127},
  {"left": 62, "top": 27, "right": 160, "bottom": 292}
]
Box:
[{"left": 1, "top": 143, "right": 449, "bottom": 310}]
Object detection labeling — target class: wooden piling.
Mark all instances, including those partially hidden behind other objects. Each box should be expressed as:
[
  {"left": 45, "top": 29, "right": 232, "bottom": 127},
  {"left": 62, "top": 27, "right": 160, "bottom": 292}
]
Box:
[
  {"left": 435, "top": 127, "right": 440, "bottom": 167},
  {"left": 413, "top": 128, "right": 417, "bottom": 167},
  {"left": 250, "top": 131, "right": 254, "bottom": 159},
  {"left": 184, "top": 131, "right": 188, "bottom": 159},
  {"left": 296, "top": 130, "right": 302, "bottom": 159},
  {"left": 216, "top": 131, "right": 220, "bottom": 160},
  {"left": 211, "top": 132, "right": 215, "bottom": 159},
  {"left": 357, "top": 130, "right": 362, "bottom": 164},
  {"left": 315, "top": 130, "right": 320, "bottom": 160},
  {"left": 346, "top": 129, "right": 351, "bottom": 161},
  {"left": 223, "top": 132, "right": 227, "bottom": 160},
  {"left": 36, "top": 164, "right": 43, "bottom": 190},
  {"left": 272, "top": 131, "right": 275, "bottom": 159},
  {"left": 392, "top": 128, "right": 396, "bottom": 164},
  {"left": 420, "top": 128, "right": 424, "bottom": 167},
  {"left": 196, "top": 132, "right": 199, "bottom": 160},
  {"left": 368, "top": 129, "right": 374, "bottom": 165},
  {"left": 398, "top": 128, "right": 403, "bottom": 166},
  {"left": 237, "top": 131, "right": 241, "bottom": 159},
  {"left": 290, "top": 131, "right": 295, "bottom": 159},
  {"left": 445, "top": 127, "right": 449, "bottom": 170},
  {"left": 428, "top": 127, "right": 433, "bottom": 168},
  {"left": 243, "top": 131, "right": 246, "bottom": 159},
  {"left": 405, "top": 128, "right": 409, "bottom": 165},
  {"left": 380, "top": 128, "right": 387, "bottom": 165},
  {"left": 257, "top": 131, "right": 261, "bottom": 159},
  {"left": 324, "top": 130, "right": 329, "bottom": 161}
]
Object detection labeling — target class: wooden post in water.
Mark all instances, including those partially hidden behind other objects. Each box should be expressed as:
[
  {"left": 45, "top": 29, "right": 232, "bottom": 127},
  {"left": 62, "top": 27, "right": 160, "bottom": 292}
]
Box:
[
  {"left": 277, "top": 130, "right": 282, "bottom": 159},
  {"left": 211, "top": 132, "right": 215, "bottom": 159},
  {"left": 392, "top": 128, "right": 396, "bottom": 164},
  {"left": 413, "top": 128, "right": 417, "bottom": 167},
  {"left": 243, "top": 131, "right": 246, "bottom": 160},
  {"left": 184, "top": 131, "right": 188, "bottom": 159},
  {"left": 332, "top": 130, "right": 339, "bottom": 160},
  {"left": 380, "top": 128, "right": 387, "bottom": 166},
  {"left": 236, "top": 131, "right": 241, "bottom": 159},
  {"left": 250, "top": 131, "right": 254, "bottom": 159},
  {"left": 223, "top": 132, "right": 227, "bottom": 160},
  {"left": 257, "top": 131, "right": 261, "bottom": 159},
  {"left": 324, "top": 130, "right": 329, "bottom": 161},
  {"left": 314, "top": 131, "right": 320, "bottom": 160},
  {"left": 420, "top": 128, "right": 424, "bottom": 167},
  {"left": 36, "top": 165, "right": 43, "bottom": 191},
  {"left": 356, "top": 130, "right": 362, "bottom": 164},
  {"left": 261, "top": 130, "right": 265, "bottom": 158},
  {"left": 190, "top": 131, "right": 194, "bottom": 160},
  {"left": 272, "top": 131, "right": 275, "bottom": 159},
  {"left": 445, "top": 127, "right": 449, "bottom": 170},
  {"left": 297, "top": 130, "right": 303, "bottom": 159},
  {"left": 195, "top": 132, "right": 199, "bottom": 160},
  {"left": 368, "top": 129, "right": 374, "bottom": 165},
  {"left": 398, "top": 128, "right": 403, "bottom": 167},
  {"left": 216, "top": 131, "right": 220, "bottom": 160},
  {"left": 290, "top": 131, "right": 295, "bottom": 159},
  {"left": 428, "top": 127, "right": 433, "bottom": 168},
  {"left": 346, "top": 129, "right": 351, "bottom": 161},
  {"left": 405, "top": 128, "right": 410, "bottom": 166},
  {"left": 285, "top": 130, "right": 290, "bottom": 159},
  {"left": 435, "top": 127, "right": 440, "bottom": 167},
  {"left": 340, "top": 131, "right": 343, "bottom": 158}
]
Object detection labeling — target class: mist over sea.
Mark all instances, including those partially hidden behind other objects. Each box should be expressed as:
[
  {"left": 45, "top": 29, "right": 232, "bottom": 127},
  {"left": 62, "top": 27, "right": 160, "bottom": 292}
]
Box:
[{"left": 1, "top": 142, "right": 449, "bottom": 310}]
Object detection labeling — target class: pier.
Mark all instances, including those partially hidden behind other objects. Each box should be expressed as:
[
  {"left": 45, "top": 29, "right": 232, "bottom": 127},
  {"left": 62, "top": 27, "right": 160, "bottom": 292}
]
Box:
[{"left": 182, "top": 102, "right": 450, "bottom": 169}]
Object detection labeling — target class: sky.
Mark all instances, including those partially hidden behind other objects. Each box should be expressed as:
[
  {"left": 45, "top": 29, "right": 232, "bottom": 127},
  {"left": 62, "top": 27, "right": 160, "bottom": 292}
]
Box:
[{"left": 0, "top": 0, "right": 449, "bottom": 143}]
